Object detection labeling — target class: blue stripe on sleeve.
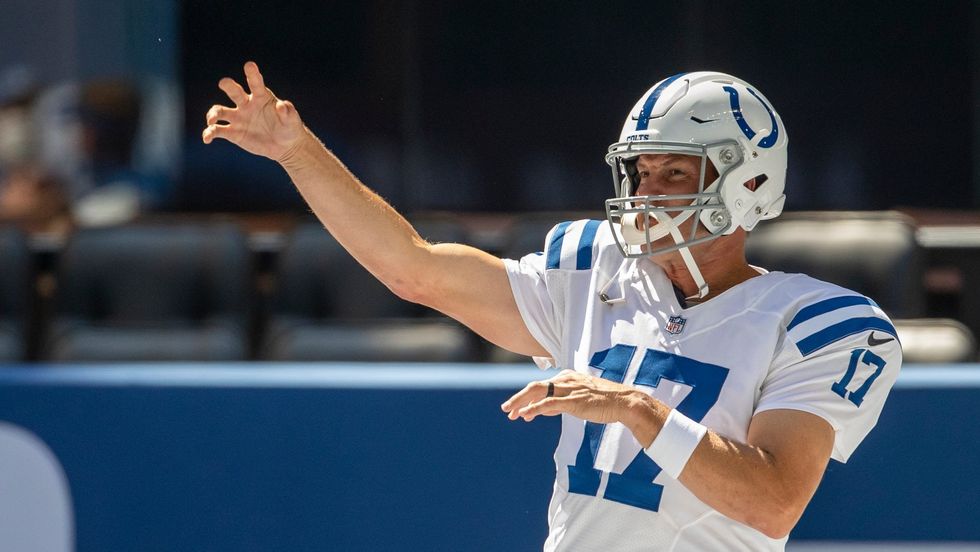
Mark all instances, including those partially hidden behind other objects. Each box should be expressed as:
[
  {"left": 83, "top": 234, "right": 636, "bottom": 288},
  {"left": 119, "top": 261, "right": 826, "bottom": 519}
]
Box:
[
  {"left": 546, "top": 221, "right": 572, "bottom": 269},
  {"left": 575, "top": 220, "right": 602, "bottom": 270},
  {"left": 787, "top": 296, "right": 875, "bottom": 331},
  {"left": 795, "top": 317, "right": 898, "bottom": 356}
]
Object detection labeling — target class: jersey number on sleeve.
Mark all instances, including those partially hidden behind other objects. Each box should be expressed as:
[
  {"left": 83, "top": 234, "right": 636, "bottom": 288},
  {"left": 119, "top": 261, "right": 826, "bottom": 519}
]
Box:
[
  {"left": 832, "top": 348, "right": 887, "bottom": 407},
  {"left": 567, "top": 345, "right": 729, "bottom": 512}
]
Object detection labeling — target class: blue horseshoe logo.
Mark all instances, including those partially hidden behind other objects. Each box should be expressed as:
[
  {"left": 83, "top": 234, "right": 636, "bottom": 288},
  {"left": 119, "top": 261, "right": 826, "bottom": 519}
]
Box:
[{"left": 723, "top": 85, "right": 779, "bottom": 148}]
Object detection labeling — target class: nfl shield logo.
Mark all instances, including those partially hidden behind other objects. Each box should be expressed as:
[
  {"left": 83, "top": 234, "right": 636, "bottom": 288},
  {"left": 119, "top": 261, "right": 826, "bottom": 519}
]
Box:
[{"left": 665, "top": 315, "right": 687, "bottom": 335}]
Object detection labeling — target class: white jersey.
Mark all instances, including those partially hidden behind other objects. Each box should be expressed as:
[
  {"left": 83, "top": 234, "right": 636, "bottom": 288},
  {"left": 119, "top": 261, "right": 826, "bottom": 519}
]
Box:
[{"left": 503, "top": 219, "right": 902, "bottom": 552}]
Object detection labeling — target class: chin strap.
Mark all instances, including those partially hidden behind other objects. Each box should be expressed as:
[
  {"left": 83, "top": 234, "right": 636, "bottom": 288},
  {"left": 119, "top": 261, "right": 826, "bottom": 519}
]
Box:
[
  {"left": 611, "top": 199, "right": 712, "bottom": 303},
  {"left": 668, "top": 223, "right": 709, "bottom": 300},
  {"left": 601, "top": 226, "right": 709, "bottom": 305}
]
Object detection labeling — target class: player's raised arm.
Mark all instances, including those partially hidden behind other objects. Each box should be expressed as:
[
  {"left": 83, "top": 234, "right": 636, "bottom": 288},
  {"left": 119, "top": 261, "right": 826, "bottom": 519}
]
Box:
[{"left": 203, "top": 62, "right": 546, "bottom": 357}]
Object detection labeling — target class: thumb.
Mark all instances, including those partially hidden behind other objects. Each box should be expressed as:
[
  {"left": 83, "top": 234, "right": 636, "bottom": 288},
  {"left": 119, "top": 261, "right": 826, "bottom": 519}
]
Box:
[{"left": 275, "top": 100, "right": 298, "bottom": 125}]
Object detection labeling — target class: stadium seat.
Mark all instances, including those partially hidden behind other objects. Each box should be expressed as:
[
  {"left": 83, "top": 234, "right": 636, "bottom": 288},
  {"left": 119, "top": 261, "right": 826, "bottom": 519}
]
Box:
[
  {"left": 262, "top": 218, "right": 479, "bottom": 361},
  {"left": 0, "top": 227, "right": 30, "bottom": 362},
  {"left": 746, "top": 211, "right": 924, "bottom": 318},
  {"left": 893, "top": 318, "right": 976, "bottom": 363},
  {"left": 44, "top": 223, "right": 250, "bottom": 361},
  {"left": 916, "top": 224, "right": 980, "bottom": 361}
]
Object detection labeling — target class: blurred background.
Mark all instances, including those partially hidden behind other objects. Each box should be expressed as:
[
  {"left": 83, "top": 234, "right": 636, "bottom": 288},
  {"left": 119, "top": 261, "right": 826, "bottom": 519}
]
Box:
[{"left": 0, "top": 1, "right": 978, "bottom": 550}]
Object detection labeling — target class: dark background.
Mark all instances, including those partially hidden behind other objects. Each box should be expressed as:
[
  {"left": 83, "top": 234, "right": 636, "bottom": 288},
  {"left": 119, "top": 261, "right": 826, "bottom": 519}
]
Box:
[{"left": 178, "top": 1, "right": 976, "bottom": 213}]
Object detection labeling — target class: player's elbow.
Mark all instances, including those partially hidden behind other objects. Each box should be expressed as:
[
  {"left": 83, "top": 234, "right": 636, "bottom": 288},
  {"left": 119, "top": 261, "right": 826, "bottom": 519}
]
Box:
[
  {"left": 385, "top": 275, "right": 427, "bottom": 305},
  {"left": 382, "top": 241, "right": 444, "bottom": 305},
  {"left": 385, "top": 270, "right": 443, "bottom": 309},
  {"left": 377, "top": 247, "right": 435, "bottom": 305},
  {"left": 387, "top": 253, "right": 457, "bottom": 310}
]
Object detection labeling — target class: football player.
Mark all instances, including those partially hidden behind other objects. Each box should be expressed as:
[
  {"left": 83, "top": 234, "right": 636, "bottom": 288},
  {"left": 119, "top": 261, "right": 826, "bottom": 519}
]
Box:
[{"left": 205, "top": 63, "right": 901, "bottom": 551}]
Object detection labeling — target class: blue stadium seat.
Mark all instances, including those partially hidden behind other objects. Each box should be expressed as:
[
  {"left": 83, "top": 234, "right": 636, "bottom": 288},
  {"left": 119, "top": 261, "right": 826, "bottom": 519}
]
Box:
[
  {"left": 262, "top": 217, "right": 479, "bottom": 361},
  {"left": 44, "top": 223, "right": 250, "bottom": 361},
  {"left": 0, "top": 227, "right": 30, "bottom": 362}
]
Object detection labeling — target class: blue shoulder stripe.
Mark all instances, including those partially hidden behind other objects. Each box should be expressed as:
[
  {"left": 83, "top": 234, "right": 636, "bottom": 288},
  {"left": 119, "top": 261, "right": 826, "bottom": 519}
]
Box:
[
  {"left": 787, "top": 296, "right": 876, "bottom": 331},
  {"left": 796, "top": 317, "right": 898, "bottom": 356},
  {"left": 575, "top": 220, "right": 602, "bottom": 270},
  {"left": 546, "top": 221, "right": 572, "bottom": 269}
]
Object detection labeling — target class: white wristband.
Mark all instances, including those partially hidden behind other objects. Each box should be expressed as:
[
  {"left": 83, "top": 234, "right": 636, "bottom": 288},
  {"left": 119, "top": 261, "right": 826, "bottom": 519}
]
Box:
[{"left": 643, "top": 409, "right": 708, "bottom": 479}]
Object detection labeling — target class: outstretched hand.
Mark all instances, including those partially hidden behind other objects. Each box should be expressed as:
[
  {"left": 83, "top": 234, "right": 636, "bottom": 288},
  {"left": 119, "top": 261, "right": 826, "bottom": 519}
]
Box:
[{"left": 202, "top": 61, "right": 306, "bottom": 162}]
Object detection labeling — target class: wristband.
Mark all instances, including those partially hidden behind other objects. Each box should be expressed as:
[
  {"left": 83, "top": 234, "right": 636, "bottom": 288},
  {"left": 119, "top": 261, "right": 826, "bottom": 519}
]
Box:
[{"left": 643, "top": 409, "right": 708, "bottom": 479}]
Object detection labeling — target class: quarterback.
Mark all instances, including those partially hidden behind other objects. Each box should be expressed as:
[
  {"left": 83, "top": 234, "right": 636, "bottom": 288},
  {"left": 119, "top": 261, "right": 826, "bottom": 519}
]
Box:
[{"left": 204, "top": 63, "right": 901, "bottom": 551}]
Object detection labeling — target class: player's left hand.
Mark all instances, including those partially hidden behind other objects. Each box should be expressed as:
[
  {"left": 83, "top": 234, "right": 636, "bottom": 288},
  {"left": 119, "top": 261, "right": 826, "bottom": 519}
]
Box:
[{"left": 501, "top": 369, "right": 639, "bottom": 424}]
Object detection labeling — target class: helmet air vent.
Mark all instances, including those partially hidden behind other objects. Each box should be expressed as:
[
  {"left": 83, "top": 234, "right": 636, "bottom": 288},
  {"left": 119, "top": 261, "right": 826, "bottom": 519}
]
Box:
[{"left": 649, "top": 80, "right": 690, "bottom": 119}]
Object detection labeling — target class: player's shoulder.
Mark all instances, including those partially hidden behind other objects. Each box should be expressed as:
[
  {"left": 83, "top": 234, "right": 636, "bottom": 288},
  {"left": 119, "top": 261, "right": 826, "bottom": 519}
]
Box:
[
  {"left": 757, "top": 272, "right": 898, "bottom": 358},
  {"left": 540, "top": 218, "right": 617, "bottom": 272}
]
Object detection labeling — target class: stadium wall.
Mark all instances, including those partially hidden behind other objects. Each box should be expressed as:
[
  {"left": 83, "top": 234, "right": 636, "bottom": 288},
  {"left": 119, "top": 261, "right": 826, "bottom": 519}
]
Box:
[{"left": 0, "top": 364, "right": 976, "bottom": 550}]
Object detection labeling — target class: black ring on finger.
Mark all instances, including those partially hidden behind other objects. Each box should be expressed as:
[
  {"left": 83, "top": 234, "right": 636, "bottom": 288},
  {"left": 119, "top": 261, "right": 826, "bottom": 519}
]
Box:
[{"left": 547, "top": 382, "right": 555, "bottom": 398}]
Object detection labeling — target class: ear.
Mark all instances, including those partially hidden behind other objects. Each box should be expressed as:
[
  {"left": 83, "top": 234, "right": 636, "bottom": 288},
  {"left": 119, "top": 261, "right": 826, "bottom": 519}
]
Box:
[{"left": 743, "top": 177, "right": 758, "bottom": 192}]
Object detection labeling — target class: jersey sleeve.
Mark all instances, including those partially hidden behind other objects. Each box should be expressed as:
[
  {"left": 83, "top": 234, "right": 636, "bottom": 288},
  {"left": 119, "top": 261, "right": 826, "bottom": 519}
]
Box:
[
  {"left": 756, "top": 295, "right": 903, "bottom": 463},
  {"left": 503, "top": 219, "right": 605, "bottom": 369}
]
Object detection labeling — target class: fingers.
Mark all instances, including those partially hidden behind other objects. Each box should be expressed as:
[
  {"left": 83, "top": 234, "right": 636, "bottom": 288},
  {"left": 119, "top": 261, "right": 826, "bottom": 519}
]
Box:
[
  {"left": 501, "top": 370, "right": 584, "bottom": 418},
  {"left": 517, "top": 396, "right": 576, "bottom": 422},
  {"left": 243, "top": 60, "right": 266, "bottom": 96},
  {"left": 501, "top": 379, "right": 551, "bottom": 419},
  {"left": 218, "top": 77, "right": 248, "bottom": 106},
  {"left": 201, "top": 124, "right": 232, "bottom": 144},
  {"left": 206, "top": 104, "right": 235, "bottom": 126}
]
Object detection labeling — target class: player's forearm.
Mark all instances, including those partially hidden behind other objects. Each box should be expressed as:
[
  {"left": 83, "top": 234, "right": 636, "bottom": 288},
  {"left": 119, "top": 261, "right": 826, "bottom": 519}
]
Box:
[
  {"left": 623, "top": 394, "right": 812, "bottom": 539},
  {"left": 679, "top": 432, "right": 810, "bottom": 538},
  {"left": 277, "top": 128, "right": 431, "bottom": 298}
]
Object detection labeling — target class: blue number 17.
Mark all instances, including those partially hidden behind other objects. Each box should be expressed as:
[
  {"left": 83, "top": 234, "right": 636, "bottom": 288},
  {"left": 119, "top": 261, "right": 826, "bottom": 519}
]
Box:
[{"left": 567, "top": 345, "right": 729, "bottom": 512}]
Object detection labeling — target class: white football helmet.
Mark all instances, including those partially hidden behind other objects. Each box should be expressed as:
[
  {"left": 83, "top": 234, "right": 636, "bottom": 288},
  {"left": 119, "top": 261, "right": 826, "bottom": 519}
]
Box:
[{"left": 604, "top": 72, "right": 788, "bottom": 297}]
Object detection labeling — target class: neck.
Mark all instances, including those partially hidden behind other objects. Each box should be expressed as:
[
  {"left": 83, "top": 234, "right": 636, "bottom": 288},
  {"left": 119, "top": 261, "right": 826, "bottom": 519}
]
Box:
[{"left": 651, "top": 237, "right": 759, "bottom": 302}]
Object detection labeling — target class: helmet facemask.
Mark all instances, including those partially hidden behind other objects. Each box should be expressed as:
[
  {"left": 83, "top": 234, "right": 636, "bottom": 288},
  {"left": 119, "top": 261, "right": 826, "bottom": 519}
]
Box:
[{"left": 604, "top": 140, "right": 742, "bottom": 260}]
